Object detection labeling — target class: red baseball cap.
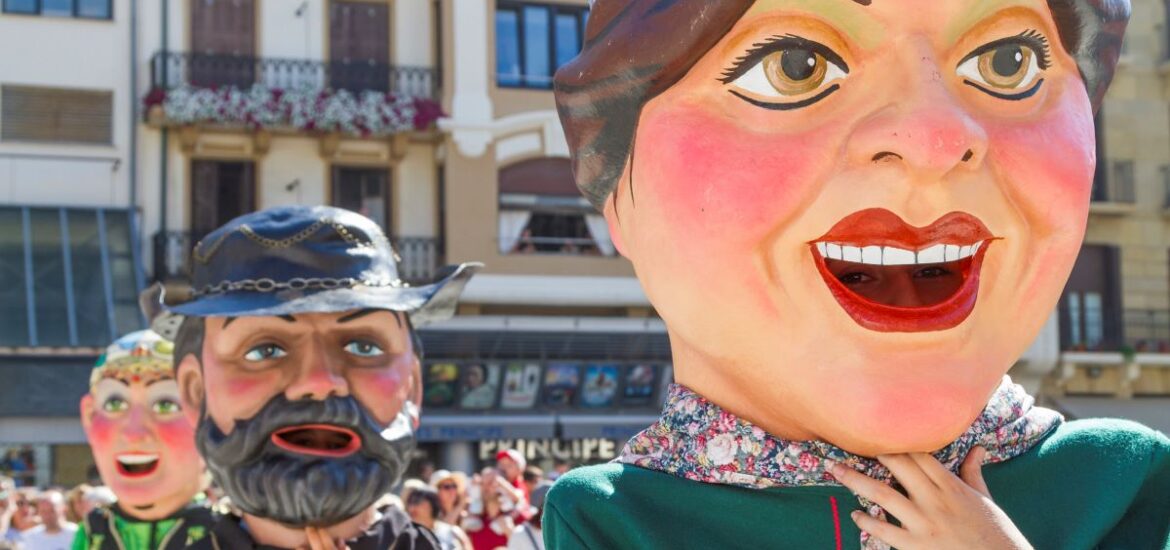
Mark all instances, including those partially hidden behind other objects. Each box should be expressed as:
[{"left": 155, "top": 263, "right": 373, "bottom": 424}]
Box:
[{"left": 495, "top": 449, "right": 526, "bottom": 470}]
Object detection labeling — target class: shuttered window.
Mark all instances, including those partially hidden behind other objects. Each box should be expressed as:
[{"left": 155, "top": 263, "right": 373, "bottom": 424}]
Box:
[{"left": 1, "top": 86, "right": 113, "bottom": 145}]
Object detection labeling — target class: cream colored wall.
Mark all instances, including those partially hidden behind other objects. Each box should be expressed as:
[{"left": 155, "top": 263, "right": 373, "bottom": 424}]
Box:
[
  {"left": 396, "top": 143, "right": 437, "bottom": 237},
  {"left": 394, "top": 0, "right": 434, "bottom": 67},
  {"left": 262, "top": 0, "right": 326, "bottom": 61},
  {"left": 0, "top": 0, "right": 132, "bottom": 209}
]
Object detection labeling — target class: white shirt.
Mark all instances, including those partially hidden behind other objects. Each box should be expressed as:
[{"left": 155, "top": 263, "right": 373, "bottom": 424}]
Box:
[
  {"left": 21, "top": 523, "right": 78, "bottom": 550},
  {"left": 506, "top": 524, "right": 544, "bottom": 550}
]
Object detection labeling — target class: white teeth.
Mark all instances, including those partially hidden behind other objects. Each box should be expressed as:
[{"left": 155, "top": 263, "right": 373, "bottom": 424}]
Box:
[
  {"left": 882, "top": 247, "right": 917, "bottom": 266},
  {"left": 945, "top": 245, "right": 961, "bottom": 262},
  {"left": 861, "top": 246, "right": 883, "bottom": 265},
  {"left": 917, "top": 244, "right": 946, "bottom": 264},
  {"left": 814, "top": 240, "right": 988, "bottom": 266},
  {"left": 826, "top": 243, "right": 843, "bottom": 260},
  {"left": 116, "top": 454, "right": 158, "bottom": 465},
  {"left": 842, "top": 245, "right": 862, "bottom": 263}
]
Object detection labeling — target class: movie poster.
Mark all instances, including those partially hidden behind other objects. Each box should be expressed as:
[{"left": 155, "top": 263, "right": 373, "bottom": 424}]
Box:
[
  {"left": 500, "top": 363, "right": 542, "bottom": 409},
  {"left": 544, "top": 363, "right": 580, "bottom": 407},
  {"left": 459, "top": 363, "right": 501, "bottom": 410},
  {"left": 423, "top": 363, "right": 460, "bottom": 408},
  {"left": 581, "top": 364, "right": 619, "bottom": 408},
  {"left": 623, "top": 364, "right": 658, "bottom": 406}
]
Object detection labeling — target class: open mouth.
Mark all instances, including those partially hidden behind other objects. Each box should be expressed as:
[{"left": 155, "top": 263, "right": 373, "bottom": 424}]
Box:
[
  {"left": 115, "top": 453, "right": 160, "bottom": 478},
  {"left": 271, "top": 424, "right": 362, "bottom": 458},
  {"left": 811, "top": 209, "right": 996, "bottom": 333}
]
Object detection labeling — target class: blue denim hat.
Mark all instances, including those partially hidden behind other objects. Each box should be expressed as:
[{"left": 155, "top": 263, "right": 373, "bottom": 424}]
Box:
[{"left": 145, "top": 205, "right": 480, "bottom": 338}]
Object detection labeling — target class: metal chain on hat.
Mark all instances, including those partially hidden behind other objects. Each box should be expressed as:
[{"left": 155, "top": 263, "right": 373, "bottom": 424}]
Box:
[{"left": 191, "top": 276, "right": 408, "bottom": 298}]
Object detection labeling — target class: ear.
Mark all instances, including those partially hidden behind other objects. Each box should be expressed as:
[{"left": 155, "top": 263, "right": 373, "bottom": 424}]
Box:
[
  {"left": 176, "top": 354, "right": 205, "bottom": 428},
  {"left": 79, "top": 394, "right": 95, "bottom": 436}
]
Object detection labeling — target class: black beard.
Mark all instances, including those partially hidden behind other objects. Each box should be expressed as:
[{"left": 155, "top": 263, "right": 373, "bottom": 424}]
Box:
[{"left": 195, "top": 394, "right": 415, "bottom": 527}]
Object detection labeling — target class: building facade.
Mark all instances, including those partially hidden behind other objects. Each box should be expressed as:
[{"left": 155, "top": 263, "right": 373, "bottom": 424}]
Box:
[
  {"left": 1043, "top": 0, "right": 1170, "bottom": 430},
  {"left": 0, "top": 0, "right": 140, "bottom": 488},
  {"left": 2, "top": 0, "right": 1169, "bottom": 487}
]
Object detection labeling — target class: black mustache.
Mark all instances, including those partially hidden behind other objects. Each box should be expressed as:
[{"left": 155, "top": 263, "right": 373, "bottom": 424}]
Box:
[{"left": 196, "top": 394, "right": 414, "bottom": 527}]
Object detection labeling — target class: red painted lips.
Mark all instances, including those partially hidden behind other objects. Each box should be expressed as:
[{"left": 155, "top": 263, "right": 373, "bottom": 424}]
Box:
[{"left": 811, "top": 208, "right": 997, "bottom": 333}]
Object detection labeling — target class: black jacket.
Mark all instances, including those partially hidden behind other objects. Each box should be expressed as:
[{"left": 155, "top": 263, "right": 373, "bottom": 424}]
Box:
[{"left": 187, "top": 507, "right": 438, "bottom": 550}]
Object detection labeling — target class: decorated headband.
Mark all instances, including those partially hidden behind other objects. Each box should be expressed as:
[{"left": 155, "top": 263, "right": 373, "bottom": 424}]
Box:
[
  {"left": 90, "top": 330, "right": 176, "bottom": 389},
  {"left": 554, "top": 0, "right": 1132, "bottom": 208}
]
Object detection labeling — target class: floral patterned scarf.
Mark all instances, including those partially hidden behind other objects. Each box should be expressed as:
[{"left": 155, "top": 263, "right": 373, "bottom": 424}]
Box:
[{"left": 615, "top": 376, "right": 1062, "bottom": 550}]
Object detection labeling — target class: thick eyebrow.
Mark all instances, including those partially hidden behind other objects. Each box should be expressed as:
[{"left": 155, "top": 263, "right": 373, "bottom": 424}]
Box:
[
  {"left": 336, "top": 308, "right": 403, "bottom": 327},
  {"left": 222, "top": 315, "right": 296, "bottom": 328}
]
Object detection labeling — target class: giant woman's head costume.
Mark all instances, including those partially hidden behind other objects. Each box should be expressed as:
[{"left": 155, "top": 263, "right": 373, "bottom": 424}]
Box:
[{"left": 554, "top": 0, "right": 1130, "bottom": 456}]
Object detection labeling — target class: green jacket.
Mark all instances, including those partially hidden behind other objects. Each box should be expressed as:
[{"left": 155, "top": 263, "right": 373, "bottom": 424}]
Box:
[
  {"left": 71, "top": 502, "right": 216, "bottom": 550},
  {"left": 544, "top": 419, "right": 1170, "bottom": 550}
]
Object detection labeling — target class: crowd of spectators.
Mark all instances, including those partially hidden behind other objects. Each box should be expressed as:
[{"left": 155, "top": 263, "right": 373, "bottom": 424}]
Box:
[{"left": 0, "top": 448, "right": 563, "bottom": 550}]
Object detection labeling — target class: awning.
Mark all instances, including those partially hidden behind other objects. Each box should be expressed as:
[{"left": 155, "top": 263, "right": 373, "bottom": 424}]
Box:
[
  {"left": 1050, "top": 396, "right": 1170, "bottom": 434},
  {"left": 0, "top": 206, "right": 145, "bottom": 347},
  {"left": 417, "top": 414, "right": 556, "bottom": 442},
  {"left": 0, "top": 357, "right": 95, "bottom": 418},
  {"left": 558, "top": 414, "right": 660, "bottom": 440}
]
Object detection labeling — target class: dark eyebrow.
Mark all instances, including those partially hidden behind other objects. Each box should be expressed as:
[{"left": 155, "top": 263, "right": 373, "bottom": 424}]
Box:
[{"left": 336, "top": 308, "right": 403, "bottom": 327}]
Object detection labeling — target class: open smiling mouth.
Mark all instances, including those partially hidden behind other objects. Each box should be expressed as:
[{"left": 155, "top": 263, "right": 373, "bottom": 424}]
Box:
[
  {"left": 116, "top": 453, "right": 160, "bottom": 478},
  {"left": 271, "top": 424, "right": 363, "bottom": 458},
  {"left": 810, "top": 208, "right": 997, "bottom": 333}
]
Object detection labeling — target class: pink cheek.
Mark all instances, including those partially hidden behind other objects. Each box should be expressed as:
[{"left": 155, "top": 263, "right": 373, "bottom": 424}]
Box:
[
  {"left": 350, "top": 364, "right": 409, "bottom": 425},
  {"left": 88, "top": 414, "right": 118, "bottom": 452},
  {"left": 633, "top": 104, "right": 839, "bottom": 308},
  {"left": 156, "top": 418, "right": 198, "bottom": 454},
  {"left": 986, "top": 107, "right": 1095, "bottom": 222}
]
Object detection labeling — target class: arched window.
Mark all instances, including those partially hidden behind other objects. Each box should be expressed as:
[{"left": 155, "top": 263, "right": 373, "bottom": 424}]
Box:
[{"left": 497, "top": 158, "right": 615, "bottom": 256}]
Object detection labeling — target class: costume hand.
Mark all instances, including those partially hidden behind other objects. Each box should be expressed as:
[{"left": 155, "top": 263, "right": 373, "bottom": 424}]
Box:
[
  {"left": 830, "top": 447, "right": 1032, "bottom": 550},
  {"left": 304, "top": 526, "right": 349, "bottom": 550}
]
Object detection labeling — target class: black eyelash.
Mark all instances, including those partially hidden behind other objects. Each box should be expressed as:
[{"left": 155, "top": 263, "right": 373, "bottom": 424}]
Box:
[
  {"left": 963, "top": 29, "right": 1052, "bottom": 70},
  {"left": 718, "top": 34, "right": 850, "bottom": 84}
]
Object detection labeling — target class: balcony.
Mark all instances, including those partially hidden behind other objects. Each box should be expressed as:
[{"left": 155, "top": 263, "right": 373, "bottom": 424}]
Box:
[
  {"left": 143, "top": 51, "right": 443, "bottom": 139},
  {"left": 152, "top": 231, "right": 442, "bottom": 286},
  {"left": 1061, "top": 308, "right": 1170, "bottom": 353}
]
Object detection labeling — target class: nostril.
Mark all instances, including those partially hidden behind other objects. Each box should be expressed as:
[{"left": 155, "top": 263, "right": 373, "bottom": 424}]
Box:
[
  {"left": 962, "top": 149, "right": 975, "bottom": 162},
  {"left": 872, "top": 151, "right": 903, "bottom": 163}
]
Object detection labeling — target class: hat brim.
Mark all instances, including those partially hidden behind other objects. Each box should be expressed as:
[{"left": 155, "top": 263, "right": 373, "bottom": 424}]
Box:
[{"left": 146, "top": 262, "right": 482, "bottom": 339}]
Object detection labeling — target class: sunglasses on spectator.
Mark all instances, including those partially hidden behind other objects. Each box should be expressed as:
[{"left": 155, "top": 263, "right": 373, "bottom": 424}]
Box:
[{"left": 437, "top": 483, "right": 458, "bottom": 491}]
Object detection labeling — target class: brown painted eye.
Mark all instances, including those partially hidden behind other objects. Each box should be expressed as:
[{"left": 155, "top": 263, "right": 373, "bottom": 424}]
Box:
[
  {"left": 976, "top": 45, "right": 1032, "bottom": 89},
  {"left": 763, "top": 48, "right": 830, "bottom": 96}
]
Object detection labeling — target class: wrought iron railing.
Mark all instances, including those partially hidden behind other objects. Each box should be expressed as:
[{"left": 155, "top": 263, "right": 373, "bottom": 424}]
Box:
[
  {"left": 149, "top": 51, "right": 438, "bottom": 98},
  {"left": 153, "top": 231, "right": 441, "bottom": 285},
  {"left": 1062, "top": 309, "right": 1170, "bottom": 353}
]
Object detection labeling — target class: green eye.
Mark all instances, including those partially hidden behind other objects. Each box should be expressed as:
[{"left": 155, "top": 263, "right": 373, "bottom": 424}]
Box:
[
  {"left": 102, "top": 397, "right": 129, "bottom": 413},
  {"left": 153, "top": 399, "right": 181, "bottom": 415},
  {"left": 244, "top": 344, "right": 287, "bottom": 362},
  {"left": 344, "top": 340, "right": 385, "bottom": 357}
]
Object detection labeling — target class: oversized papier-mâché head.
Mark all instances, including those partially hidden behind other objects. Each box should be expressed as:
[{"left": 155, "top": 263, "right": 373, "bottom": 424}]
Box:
[
  {"left": 80, "top": 330, "right": 206, "bottom": 520},
  {"left": 146, "top": 205, "right": 479, "bottom": 527},
  {"left": 554, "top": 0, "right": 1129, "bottom": 456}
]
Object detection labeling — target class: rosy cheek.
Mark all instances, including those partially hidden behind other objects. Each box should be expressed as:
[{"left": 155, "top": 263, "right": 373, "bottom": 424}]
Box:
[
  {"left": 986, "top": 99, "right": 1095, "bottom": 226},
  {"left": 633, "top": 103, "right": 839, "bottom": 309},
  {"left": 350, "top": 363, "right": 410, "bottom": 425},
  {"left": 156, "top": 418, "right": 198, "bottom": 454},
  {"left": 88, "top": 414, "right": 119, "bottom": 453}
]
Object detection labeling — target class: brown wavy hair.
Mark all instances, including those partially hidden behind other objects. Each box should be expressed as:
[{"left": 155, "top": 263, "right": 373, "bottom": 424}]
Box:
[{"left": 554, "top": 0, "right": 1131, "bottom": 209}]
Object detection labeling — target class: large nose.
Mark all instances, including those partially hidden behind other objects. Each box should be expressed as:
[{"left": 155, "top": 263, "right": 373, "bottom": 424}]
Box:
[
  {"left": 121, "top": 406, "right": 152, "bottom": 445},
  {"left": 846, "top": 40, "right": 989, "bottom": 181},
  {"left": 285, "top": 341, "right": 350, "bottom": 401}
]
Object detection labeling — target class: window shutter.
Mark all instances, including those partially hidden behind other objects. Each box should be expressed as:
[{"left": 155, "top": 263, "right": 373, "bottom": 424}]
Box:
[{"left": 1, "top": 86, "right": 113, "bottom": 145}]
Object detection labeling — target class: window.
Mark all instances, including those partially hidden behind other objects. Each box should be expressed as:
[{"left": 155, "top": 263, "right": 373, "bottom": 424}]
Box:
[
  {"left": 1060, "top": 245, "right": 1121, "bottom": 351},
  {"left": 496, "top": 1, "right": 588, "bottom": 89},
  {"left": 1, "top": 86, "right": 113, "bottom": 145},
  {"left": 190, "top": 160, "right": 256, "bottom": 243},
  {"left": 332, "top": 167, "right": 391, "bottom": 230},
  {"left": 0, "top": 206, "right": 142, "bottom": 348},
  {"left": 2, "top": 0, "right": 110, "bottom": 18},
  {"left": 498, "top": 158, "right": 615, "bottom": 256}
]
